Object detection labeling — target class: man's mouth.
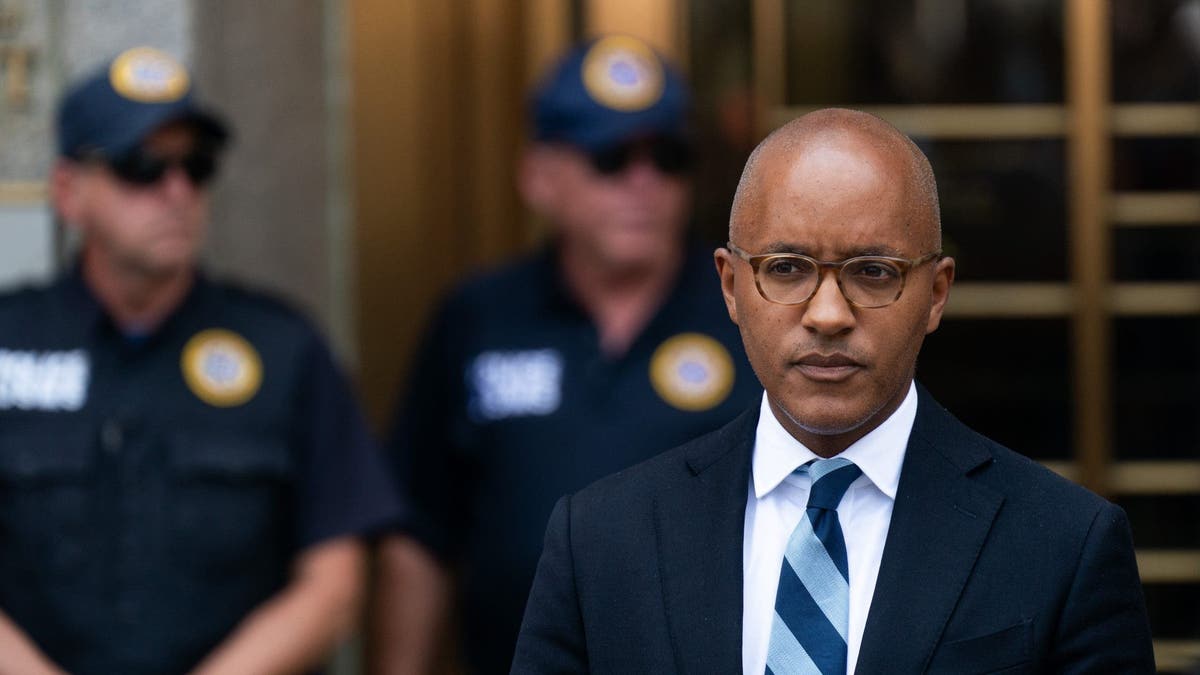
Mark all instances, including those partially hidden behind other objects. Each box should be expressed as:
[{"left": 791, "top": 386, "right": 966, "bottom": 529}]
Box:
[{"left": 793, "top": 353, "right": 863, "bottom": 382}]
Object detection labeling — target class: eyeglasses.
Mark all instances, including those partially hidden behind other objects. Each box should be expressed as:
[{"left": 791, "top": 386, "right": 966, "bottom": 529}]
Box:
[
  {"left": 588, "top": 137, "right": 692, "bottom": 176},
  {"left": 92, "top": 146, "right": 220, "bottom": 187},
  {"left": 726, "top": 242, "right": 942, "bottom": 308}
]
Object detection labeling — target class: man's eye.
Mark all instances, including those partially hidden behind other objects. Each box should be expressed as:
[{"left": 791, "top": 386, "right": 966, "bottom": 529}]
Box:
[
  {"left": 765, "top": 258, "right": 811, "bottom": 276},
  {"left": 852, "top": 261, "right": 901, "bottom": 280}
]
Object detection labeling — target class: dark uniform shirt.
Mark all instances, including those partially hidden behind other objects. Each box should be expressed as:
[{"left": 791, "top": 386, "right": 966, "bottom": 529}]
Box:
[
  {"left": 0, "top": 269, "right": 400, "bottom": 675},
  {"left": 390, "top": 244, "right": 761, "bottom": 674}
]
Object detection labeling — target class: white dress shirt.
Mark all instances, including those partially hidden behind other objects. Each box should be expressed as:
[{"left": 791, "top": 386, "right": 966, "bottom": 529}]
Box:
[{"left": 743, "top": 382, "right": 917, "bottom": 675}]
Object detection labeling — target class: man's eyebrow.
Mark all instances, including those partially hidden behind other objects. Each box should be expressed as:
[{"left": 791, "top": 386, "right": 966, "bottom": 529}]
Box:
[
  {"left": 758, "top": 241, "right": 805, "bottom": 255},
  {"left": 849, "top": 245, "right": 906, "bottom": 258},
  {"left": 757, "top": 241, "right": 907, "bottom": 258}
]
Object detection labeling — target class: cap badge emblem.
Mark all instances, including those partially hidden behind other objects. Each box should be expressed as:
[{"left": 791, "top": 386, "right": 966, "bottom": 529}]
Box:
[
  {"left": 582, "top": 35, "right": 664, "bottom": 112},
  {"left": 109, "top": 47, "right": 190, "bottom": 103}
]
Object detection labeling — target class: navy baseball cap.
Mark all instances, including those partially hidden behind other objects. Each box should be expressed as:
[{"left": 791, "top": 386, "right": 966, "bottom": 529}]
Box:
[
  {"left": 531, "top": 35, "right": 690, "bottom": 152},
  {"left": 56, "top": 47, "right": 229, "bottom": 160}
]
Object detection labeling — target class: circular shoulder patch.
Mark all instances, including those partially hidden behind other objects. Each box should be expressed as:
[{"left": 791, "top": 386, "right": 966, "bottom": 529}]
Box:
[
  {"left": 181, "top": 329, "right": 262, "bottom": 407},
  {"left": 109, "top": 47, "right": 190, "bottom": 103},
  {"left": 582, "top": 35, "right": 664, "bottom": 112},
  {"left": 650, "top": 333, "right": 735, "bottom": 412}
]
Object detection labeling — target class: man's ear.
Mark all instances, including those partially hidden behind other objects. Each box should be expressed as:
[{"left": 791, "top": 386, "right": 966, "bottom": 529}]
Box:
[
  {"left": 517, "top": 146, "right": 558, "bottom": 216},
  {"left": 50, "top": 159, "right": 86, "bottom": 230},
  {"left": 925, "top": 256, "right": 955, "bottom": 334},
  {"left": 714, "top": 247, "right": 740, "bottom": 326}
]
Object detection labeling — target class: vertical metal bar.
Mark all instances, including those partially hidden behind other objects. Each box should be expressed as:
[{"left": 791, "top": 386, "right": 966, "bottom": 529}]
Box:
[
  {"left": 522, "top": 0, "right": 572, "bottom": 245},
  {"left": 1065, "top": 0, "right": 1112, "bottom": 494},
  {"left": 46, "top": 0, "right": 69, "bottom": 269},
  {"left": 467, "top": 0, "right": 526, "bottom": 263},
  {"left": 674, "top": 0, "right": 690, "bottom": 73},
  {"left": 584, "top": 0, "right": 681, "bottom": 60},
  {"left": 349, "top": 0, "right": 459, "bottom": 425},
  {"left": 752, "top": 0, "right": 785, "bottom": 136},
  {"left": 322, "top": 0, "right": 357, "bottom": 365},
  {"left": 524, "top": 0, "right": 571, "bottom": 86}
]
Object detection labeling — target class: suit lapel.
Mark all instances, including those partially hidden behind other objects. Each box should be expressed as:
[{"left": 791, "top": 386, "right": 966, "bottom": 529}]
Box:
[
  {"left": 655, "top": 406, "right": 758, "bottom": 675},
  {"left": 855, "top": 388, "right": 1004, "bottom": 673}
]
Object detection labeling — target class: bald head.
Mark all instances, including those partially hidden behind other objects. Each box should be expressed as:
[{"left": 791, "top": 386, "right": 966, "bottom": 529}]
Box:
[
  {"left": 730, "top": 108, "right": 941, "bottom": 250},
  {"left": 715, "top": 108, "right": 955, "bottom": 457}
]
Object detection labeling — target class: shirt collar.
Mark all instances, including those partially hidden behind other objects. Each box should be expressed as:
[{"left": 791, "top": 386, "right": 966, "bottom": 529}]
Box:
[
  {"left": 751, "top": 381, "right": 917, "bottom": 500},
  {"left": 538, "top": 239, "right": 713, "bottom": 313},
  {"left": 54, "top": 264, "right": 105, "bottom": 332},
  {"left": 53, "top": 261, "right": 210, "bottom": 339}
]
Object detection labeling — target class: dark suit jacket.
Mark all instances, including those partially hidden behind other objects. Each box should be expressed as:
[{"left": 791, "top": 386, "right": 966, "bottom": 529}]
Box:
[{"left": 512, "top": 386, "right": 1155, "bottom": 674}]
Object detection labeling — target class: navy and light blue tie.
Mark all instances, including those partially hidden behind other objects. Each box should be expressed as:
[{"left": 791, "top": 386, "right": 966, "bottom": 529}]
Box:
[{"left": 765, "top": 457, "right": 863, "bottom": 675}]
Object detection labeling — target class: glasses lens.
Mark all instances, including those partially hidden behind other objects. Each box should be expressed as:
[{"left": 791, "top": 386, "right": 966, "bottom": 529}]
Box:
[
  {"left": 107, "top": 149, "right": 218, "bottom": 187},
  {"left": 589, "top": 145, "right": 631, "bottom": 175},
  {"left": 182, "top": 151, "right": 218, "bottom": 186},
  {"left": 109, "top": 149, "right": 169, "bottom": 185},
  {"left": 589, "top": 138, "right": 692, "bottom": 176},
  {"left": 649, "top": 138, "right": 692, "bottom": 175},
  {"left": 841, "top": 258, "right": 905, "bottom": 307},
  {"left": 758, "top": 255, "right": 818, "bottom": 304}
]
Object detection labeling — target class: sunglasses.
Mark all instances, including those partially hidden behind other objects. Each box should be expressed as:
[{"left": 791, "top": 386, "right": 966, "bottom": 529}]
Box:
[
  {"left": 588, "top": 137, "right": 692, "bottom": 176},
  {"left": 104, "top": 146, "right": 220, "bottom": 187}
]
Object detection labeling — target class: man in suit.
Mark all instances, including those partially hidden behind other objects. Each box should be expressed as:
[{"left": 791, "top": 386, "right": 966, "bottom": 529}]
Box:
[{"left": 511, "top": 108, "right": 1155, "bottom": 673}]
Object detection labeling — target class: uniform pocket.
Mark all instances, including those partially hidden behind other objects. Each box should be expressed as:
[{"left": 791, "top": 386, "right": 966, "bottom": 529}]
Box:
[
  {"left": 168, "top": 433, "right": 295, "bottom": 574},
  {"left": 0, "top": 429, "right": 95, "bottom": 480},
  {"left": 0, "top": 428, "right": 97, "bottom": 574}
]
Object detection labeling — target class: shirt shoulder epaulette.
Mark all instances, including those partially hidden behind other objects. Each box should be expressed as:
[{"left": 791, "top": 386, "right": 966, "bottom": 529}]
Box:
[
  {"left": 442, "top": 251, "right": 551, "bottom": 319},
  {"left": 0, "top": 282, "right": 53, "bottom": 310},
  {"left": 202, "top": 279, "right": 322, "bottom": 340},
  {"left": 0, "top": 283, "right": 61, "bottom": 336}
]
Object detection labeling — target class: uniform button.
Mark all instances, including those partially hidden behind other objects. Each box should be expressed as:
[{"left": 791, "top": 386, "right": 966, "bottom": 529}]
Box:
[{"left": 101, "top": 419, "right": 123, "bottom": 453}]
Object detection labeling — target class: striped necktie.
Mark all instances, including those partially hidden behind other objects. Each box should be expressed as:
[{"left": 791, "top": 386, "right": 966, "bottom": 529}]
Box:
[{"left": 765, "top": 457, "right": 863, "bottom": 675}]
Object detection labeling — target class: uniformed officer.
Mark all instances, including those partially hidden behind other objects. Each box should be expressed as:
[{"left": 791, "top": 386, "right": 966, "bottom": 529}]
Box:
[
  {"left": 371, "top": 36, "right": 761, "bottom": 674},
  {"left": 0, "top": 47, "right": 400, "bottom": 675}
]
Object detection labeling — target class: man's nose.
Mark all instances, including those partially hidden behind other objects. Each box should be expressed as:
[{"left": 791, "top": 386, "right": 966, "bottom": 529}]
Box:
[
  {"left": 799, "top": 269, "right": 856, "bottom": 335},
  {"left": 622, "top": 153, "right": 668, "bottom": 188},
  {"left": 160, "top": 165, "right": 199, "bottom": 200}
]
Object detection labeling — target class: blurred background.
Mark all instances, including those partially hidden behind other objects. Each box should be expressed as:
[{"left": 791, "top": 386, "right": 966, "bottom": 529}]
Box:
[{"left": 0, "top": 0, "right": 1196, "bottom": 672}]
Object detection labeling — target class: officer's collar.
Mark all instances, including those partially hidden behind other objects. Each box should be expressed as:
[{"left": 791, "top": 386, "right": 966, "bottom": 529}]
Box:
[
  {"left": 536, "top": 238, "right": 714, "bottom": 315},
  {"left": 57, "top": 261, "right": 211, "bottom": 339},
  {"left": 534, "top": 243, "right": 582, "bottom": 314}
]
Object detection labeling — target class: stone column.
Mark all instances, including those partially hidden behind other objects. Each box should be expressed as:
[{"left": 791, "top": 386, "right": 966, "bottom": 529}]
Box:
[{"left": 192, "top": 0, "right": 356, "bottom": 361}]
